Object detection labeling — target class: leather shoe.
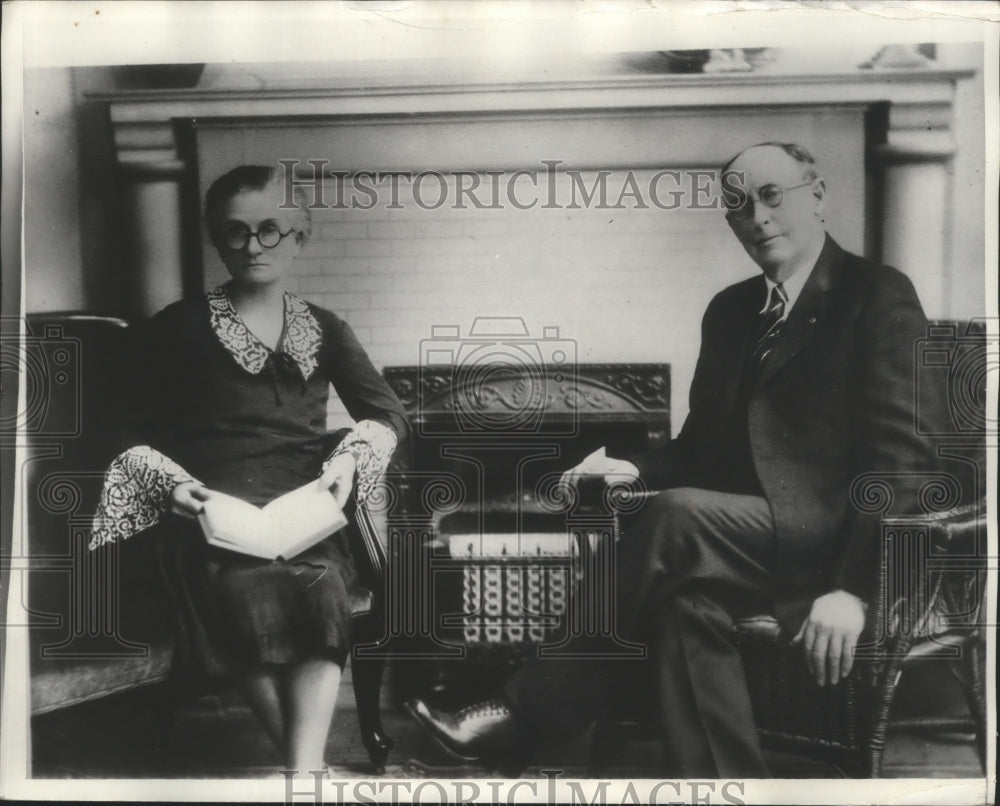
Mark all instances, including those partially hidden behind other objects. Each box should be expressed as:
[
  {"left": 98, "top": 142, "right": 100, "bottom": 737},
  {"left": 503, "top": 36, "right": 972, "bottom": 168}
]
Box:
[{"left": 405, "top": 698, "right": 531, "bottom": 775}]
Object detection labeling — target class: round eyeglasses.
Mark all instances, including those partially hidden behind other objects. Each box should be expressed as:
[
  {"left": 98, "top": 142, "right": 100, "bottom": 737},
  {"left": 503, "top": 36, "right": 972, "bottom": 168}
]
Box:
[
  {"left": 723, "top": 181, "right": 814, "bottom": 222},
  {"left": 221, "top": 221, "right": 297, "bottom": 251}
]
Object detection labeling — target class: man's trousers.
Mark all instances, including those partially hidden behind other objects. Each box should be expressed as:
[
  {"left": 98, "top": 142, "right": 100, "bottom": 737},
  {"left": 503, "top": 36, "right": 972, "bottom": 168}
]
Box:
[{"left": 502, "top": 487, "right": 778, "bottom": 777}]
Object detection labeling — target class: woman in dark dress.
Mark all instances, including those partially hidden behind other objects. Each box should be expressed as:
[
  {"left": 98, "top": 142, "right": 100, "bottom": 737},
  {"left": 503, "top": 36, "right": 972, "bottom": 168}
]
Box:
[{"left": 90, "top": 165, "right": 408, "bottom": 773}]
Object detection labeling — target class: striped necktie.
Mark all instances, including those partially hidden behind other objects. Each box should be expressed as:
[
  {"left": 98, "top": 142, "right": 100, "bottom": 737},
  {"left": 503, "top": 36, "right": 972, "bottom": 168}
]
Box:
[{"left": 750, "top": 283, "right": 788, "bottom": 365}]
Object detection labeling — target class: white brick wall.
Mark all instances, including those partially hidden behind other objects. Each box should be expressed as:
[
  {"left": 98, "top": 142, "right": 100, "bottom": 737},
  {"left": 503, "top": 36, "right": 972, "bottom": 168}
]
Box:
[{"left": 197, "top": 106, "right": 872, "bottom": 433}]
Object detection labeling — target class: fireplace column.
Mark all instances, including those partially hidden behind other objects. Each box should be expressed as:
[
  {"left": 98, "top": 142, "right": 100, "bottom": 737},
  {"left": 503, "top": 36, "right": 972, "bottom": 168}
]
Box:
[
  {"left": 875, "top": 89, "right": 959, "bottom": 319},
  {"left": 111, "top": 116, "right": 189, "bottom": 317}
]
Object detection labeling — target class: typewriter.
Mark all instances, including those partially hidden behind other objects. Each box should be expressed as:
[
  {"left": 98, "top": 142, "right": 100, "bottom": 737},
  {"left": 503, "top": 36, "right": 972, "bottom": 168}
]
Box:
[{"left": 384, "top": 327, "right": 669, "bottom": 701}]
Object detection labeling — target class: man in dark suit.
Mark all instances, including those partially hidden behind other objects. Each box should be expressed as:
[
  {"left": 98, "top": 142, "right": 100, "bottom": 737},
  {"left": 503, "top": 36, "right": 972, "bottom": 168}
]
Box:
[{"left": 406, "top": 142, "right": 933, "bottom": 776}]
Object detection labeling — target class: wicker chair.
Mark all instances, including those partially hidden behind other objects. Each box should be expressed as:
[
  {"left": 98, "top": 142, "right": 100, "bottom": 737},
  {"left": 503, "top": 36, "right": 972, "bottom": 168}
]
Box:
[
  {"left": 734, "top": 501, "right": 986, "bottom": 776},
  {"left": 589, "top": 496, "right": 986, "bottom": 778}
]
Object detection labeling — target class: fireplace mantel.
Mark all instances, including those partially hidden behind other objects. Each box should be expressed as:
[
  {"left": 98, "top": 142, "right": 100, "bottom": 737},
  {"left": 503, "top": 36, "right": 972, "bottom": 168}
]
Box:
[
  {"left": 95, "top": 68, "right": 971, "bottom": 317},
  {"left": 98, "top": 69, "right": 969, "bottom": 166},
  {"left": 95, "top": 69, "right": 970, "bottom": 109}
]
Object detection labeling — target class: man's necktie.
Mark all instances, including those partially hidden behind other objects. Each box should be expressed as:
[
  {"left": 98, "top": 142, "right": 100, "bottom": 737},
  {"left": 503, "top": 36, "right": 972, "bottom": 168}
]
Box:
[{"left": 750, "top": 283, "right": 787, "bottom": 365}]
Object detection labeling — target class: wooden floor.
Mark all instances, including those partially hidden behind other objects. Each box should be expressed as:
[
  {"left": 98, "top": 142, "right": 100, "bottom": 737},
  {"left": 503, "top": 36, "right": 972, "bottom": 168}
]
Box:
[{"left": 31, "top": 658, "right": 982, "bottom": 780}]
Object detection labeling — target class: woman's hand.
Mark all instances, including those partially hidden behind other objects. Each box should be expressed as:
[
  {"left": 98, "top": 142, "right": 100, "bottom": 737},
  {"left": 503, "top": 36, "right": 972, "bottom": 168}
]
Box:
[
  {"left": 319, "top": 452, "right": 357, "bottom": 509},
  {"left": 169, "top": 481, "right": 211, "bottom": 518}
]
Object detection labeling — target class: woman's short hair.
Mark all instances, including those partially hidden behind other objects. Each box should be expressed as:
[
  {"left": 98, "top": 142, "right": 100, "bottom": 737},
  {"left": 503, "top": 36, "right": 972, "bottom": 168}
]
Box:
[{"left": 204, "top": 165, "right": 312, "bottom": 245}]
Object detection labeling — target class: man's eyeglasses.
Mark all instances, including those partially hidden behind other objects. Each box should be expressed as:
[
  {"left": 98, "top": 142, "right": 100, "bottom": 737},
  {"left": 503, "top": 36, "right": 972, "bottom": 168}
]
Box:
[
  {"left": 723, "top": 181, "right": 814, "bottom": 222},
  {"left": 220, "top": 221, "right": 297, "bottom": 251}
]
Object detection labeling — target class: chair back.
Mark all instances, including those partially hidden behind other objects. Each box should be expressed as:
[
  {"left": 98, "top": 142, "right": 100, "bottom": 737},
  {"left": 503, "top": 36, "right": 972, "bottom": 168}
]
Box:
[
  {"left": 22, "top": 313, "right": 173, "bottom": 712},
  {"left": 918, "top": 320, "right": 988, "bottom": 505}
]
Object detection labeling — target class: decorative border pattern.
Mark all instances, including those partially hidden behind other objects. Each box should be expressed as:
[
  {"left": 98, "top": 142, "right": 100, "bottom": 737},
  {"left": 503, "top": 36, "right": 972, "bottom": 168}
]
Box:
[
  {"left": 384, "top": 363, "right": 671, "bottom": 417},
  {"left": 90, "top": 446, "right": 196, "bottom": 550},
  {"left": 324, "top": 420, "right": 398, "bottom": 506}
]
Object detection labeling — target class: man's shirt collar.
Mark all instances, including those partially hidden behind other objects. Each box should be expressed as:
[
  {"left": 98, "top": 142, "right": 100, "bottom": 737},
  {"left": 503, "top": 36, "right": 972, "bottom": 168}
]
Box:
[{"left": 760, "top": 237, "right": 826, "bottom": 318}]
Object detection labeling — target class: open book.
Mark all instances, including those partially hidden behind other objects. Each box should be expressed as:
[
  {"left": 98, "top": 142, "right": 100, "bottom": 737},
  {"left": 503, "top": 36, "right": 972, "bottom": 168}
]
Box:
[{"left": 198, "top": 481, "right": 348, "bottom": 561}]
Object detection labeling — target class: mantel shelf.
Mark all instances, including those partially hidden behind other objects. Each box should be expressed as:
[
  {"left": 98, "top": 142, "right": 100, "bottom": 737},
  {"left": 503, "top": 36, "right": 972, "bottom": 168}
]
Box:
[
  {"left": 92, "top": 68, "right": 974, "bottom": 100},
  {"left": 94, "top": 69, "right": 973, "bottom": 123}
]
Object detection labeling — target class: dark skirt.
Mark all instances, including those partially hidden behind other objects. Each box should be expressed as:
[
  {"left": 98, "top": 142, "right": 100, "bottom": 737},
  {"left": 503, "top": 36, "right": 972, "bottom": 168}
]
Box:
[{"left": 156, "top": 518, "right": 362, "bottom": 686}]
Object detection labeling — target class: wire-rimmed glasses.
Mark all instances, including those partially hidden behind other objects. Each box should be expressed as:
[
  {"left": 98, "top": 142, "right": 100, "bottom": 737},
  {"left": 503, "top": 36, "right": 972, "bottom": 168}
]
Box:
[
  {"left": 221, "top": 221, "right": 297, "bottom": 250},
  {"left": 724, "top": 181, "right": 814, "bottom": 222}
]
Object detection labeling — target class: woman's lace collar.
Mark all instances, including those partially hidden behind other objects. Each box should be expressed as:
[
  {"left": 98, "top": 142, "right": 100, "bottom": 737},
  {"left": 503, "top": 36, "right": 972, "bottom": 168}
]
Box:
[{"left": 206, "top": 285, "right": 321, "bottom": 379}]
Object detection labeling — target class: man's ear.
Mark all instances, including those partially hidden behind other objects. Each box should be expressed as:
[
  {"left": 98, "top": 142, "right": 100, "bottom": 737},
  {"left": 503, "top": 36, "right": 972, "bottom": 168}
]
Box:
[{"left": 812, "top": 178, "right": 827, "bottom": 216}]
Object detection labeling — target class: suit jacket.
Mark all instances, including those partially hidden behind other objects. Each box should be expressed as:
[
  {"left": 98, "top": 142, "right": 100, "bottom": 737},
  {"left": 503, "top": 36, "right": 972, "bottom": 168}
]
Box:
[{"left": 631, "top": 235, "right": 933, "bottom": 623}]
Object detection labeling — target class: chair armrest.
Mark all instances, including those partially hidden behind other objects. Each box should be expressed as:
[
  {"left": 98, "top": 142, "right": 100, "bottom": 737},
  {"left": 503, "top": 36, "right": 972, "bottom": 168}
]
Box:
[
  {"left": 322, "top": 428, "right": 354, "bottom": 456},
  {"left": 926, "top": 500, "right": 987, "bottom": 636},
  {"left": 923, "top": 500, "right": 986, "bottom": 553},
  {"left": 867, "top": 498, "right": 986, "bottom": 653},
  {"left": 733, "top": 614, "right": 783, "bottom": 641},
  {"left": 351, "top": 501, "right": 387, "bottom": 581},
  {"left": 605, "top": 487, "right": 657, "bottom": 543},
  {"left": 324, "top": 429, "right": 388, "bottom": 584}
]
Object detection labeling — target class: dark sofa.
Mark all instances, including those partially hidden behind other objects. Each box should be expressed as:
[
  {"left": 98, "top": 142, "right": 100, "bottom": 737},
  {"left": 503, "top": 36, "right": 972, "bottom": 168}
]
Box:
[{"left": 22, "top": 313, "right": 175, "bottom": 715}]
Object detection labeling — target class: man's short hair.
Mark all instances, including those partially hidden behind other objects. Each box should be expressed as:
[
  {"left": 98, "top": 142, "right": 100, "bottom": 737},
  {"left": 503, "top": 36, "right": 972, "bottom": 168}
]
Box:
[{"left": 721, "top": 142, "right": 820, "bottom": 183}]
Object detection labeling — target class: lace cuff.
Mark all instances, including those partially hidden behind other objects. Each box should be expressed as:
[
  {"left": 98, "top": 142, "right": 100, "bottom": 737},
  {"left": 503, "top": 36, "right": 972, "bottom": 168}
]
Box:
[
  {"left": 324, "top": 420, "right": 397, "bottom": 506},
  {"left": 90, "top": 446, "right": 197, "bottom": 550}
]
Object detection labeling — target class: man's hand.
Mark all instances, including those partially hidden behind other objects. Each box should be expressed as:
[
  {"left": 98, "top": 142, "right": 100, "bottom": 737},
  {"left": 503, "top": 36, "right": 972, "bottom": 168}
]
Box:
[
  {"left": 560, "top": 446, "right": 640, "bottom": 489},
  {"left": 319, "top": 452, "right": 357, "bottom": 509},
  {"left": 169, "top": 482, "right": 211, "bottom": 518},
  {"left": 793, "top": 589, "right": 867, "bottom": 686}
]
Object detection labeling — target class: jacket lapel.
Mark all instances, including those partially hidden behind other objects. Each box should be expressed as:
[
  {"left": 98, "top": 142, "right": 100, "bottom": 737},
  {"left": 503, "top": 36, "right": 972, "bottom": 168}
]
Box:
[
  {"left": 718, "top": 276, "right": 766, "bottom": 411},
  {"left": 754, "top": 235, "right": 843, "bottom": 391}
]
